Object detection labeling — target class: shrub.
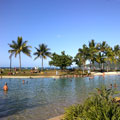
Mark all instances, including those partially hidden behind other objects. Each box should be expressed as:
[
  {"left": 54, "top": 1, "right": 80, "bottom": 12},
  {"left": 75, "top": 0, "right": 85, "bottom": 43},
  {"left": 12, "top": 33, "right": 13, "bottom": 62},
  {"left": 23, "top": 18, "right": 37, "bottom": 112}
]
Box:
[{"left": 62, "top": 87, "right": 120, "bottom": 120}]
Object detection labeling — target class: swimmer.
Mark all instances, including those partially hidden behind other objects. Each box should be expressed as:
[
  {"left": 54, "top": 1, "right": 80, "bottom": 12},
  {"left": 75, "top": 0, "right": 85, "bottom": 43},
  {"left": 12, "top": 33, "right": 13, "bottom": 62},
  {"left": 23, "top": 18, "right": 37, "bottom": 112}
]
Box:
[
  {"left": 110, "top": 84, "right": 112, "bottom": 88},
  {"left": 114, "top": 83, "right": 117, "bottom": 88},
  {"left": 22, "top": 80, "right": 25, "bottom": 84},
  {"left": 30, "top": 76, "right": 33, "bottom": 79},
  {"left": 89, "top": 76, "right": 94, "bottom": 79},
  {"left": 103, "top": 72, "right": 105, "bottom": 77},
  {"left": 3, "top": 82, "right": 8, "bottom": 91}
]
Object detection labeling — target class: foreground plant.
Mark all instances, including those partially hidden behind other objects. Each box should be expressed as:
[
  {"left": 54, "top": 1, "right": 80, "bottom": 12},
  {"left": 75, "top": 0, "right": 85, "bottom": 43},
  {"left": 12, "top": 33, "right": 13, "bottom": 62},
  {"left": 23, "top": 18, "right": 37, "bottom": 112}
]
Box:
[{"left": 62, "top": 86, "right": 120, "bottom": 120}]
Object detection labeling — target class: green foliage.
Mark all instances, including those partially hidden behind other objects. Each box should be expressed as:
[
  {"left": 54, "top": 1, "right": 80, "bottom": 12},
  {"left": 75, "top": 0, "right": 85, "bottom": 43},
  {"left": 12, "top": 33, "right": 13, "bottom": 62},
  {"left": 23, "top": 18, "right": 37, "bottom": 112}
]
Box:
[
  {"left": 49, "top": 51, "right": 73, "bottom": 69},
  {"left": 8, "top": 36, "right": 32, "bottom": 70},
  {"left": 33, "top": 44, "right": 51, "bottom": 70},
  {"left": 8, "top": 37, "right": 32, "bottom": 57},
  {"left": 74, "top": 54, "right": 83, "bottom": 68},
  {"left": 62, "top": 87, "right": 120, "bottom": 120},
  {"left": 74, "top": 44, "right": 89, "bottom": 73}
]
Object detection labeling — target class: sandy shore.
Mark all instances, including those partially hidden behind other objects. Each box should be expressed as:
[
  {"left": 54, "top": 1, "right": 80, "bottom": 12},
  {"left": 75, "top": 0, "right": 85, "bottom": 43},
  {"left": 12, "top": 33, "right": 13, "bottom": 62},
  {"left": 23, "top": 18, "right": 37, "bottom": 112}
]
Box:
[
  {"left": 48, "top": 115, "right": 64, "bottom": 120},
  {"left": 0, "top": 76, "right": 60, "bottom": 79},
  {"left": 1, "top": 72, "right": 120, "bottom": 79},
  {"left": 91, "top": 71, "right": 120, "bottom": 76}
]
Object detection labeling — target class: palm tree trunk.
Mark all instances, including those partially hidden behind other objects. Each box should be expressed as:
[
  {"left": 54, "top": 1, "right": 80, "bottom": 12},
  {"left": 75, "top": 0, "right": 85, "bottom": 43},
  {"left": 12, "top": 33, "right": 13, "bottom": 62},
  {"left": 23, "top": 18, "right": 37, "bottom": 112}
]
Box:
[
  {"left": 10, "top": 57, "right": 12, "bottom": 72},
  {"left": 19, "top": 53, "right": 21, "bottom": 71},
  {"left": 92, "top": 62, "right": 95, "bottom": 71},
  {"left": 90, "top": 60, "right": 92, "bottom": 72},
  {"left": 101, "top": 63, "right": 104, "bottom": 71},
  {"left": 99, "top": 63, "right": 101, "bottom": 69},
  {"left": 107, "top": 62, "right": 109, "bottom": 72},
  {"left": 115, "top": 64, "right": 117, "bottom": 71},
  {"left": 83, "top": 64, "right": 85, "bottom": 74},
  {"left": 41, "top": 57, "right": 43, "bottom": 71}
]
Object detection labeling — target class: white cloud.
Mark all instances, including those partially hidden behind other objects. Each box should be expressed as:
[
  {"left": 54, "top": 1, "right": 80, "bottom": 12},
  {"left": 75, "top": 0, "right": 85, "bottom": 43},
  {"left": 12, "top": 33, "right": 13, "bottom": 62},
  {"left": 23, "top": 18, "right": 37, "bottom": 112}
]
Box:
[{"left": 56, "top": 34, "right": 63, "bottom": 38}]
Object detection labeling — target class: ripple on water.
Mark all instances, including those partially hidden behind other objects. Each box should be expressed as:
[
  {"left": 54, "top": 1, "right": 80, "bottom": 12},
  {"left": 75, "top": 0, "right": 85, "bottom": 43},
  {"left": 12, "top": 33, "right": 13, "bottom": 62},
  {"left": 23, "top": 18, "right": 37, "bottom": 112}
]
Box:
[{"left": 0, "top": 76, "right": 120, "bottom": 120}]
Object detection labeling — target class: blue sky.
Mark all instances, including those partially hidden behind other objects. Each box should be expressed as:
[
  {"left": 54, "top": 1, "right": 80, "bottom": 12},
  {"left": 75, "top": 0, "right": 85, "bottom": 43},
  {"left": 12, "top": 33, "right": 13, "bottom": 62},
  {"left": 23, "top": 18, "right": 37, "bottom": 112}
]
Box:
[{"left": 0, "top": 0, "right": 120, "bottom": 67}]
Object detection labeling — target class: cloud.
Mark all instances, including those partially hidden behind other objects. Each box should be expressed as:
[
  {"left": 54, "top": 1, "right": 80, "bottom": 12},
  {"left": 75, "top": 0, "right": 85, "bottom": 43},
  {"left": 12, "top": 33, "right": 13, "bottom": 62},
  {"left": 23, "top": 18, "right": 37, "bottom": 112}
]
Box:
[{"left": 56, "top": 34, "right": 63, "bottom": 38}]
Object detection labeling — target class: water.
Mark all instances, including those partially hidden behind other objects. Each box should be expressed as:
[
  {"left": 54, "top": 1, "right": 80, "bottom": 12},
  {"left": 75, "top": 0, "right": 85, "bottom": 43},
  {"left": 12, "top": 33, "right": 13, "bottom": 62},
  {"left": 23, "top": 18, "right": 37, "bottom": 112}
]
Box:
[{"left": 0, "top": 75, "right": 120, "bottom": 120}]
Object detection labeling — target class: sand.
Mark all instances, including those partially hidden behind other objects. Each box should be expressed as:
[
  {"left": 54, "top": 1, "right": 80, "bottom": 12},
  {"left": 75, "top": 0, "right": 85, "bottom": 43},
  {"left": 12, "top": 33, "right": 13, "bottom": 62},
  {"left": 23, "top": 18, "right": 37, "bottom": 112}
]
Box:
[
  {"left": 91, "top": 71, "right": 120, "bottom": 76},
  {"left": 48, "top": 115, "right": 64, "bottom": 120},
  {"left": 0, "top": 76, "right": 60, "bottom": 79},
  {"left": 1, "top": 71, "right": 120, "bottom": 79}
]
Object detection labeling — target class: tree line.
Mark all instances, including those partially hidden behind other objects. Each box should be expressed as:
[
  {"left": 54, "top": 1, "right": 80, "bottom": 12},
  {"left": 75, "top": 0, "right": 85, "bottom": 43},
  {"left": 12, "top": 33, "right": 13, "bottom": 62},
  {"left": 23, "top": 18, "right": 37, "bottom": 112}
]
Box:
[{"left": 8, "top": 36, "right": 120, "bottom": 72}]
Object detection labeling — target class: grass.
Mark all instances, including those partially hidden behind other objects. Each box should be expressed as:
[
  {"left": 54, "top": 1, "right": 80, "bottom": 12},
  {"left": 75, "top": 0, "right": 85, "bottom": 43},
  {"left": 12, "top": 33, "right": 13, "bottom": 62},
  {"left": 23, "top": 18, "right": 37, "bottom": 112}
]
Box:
[{"left": 0, "top": 69, "right": 89, "bottom": 76}]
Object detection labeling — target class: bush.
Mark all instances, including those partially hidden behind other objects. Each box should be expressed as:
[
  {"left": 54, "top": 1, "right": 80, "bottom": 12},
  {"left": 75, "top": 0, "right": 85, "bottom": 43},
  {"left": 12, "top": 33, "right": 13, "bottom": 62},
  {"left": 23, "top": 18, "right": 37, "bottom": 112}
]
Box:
[{"left": 62, "top": 87, "right": 120, "bottom": 120}]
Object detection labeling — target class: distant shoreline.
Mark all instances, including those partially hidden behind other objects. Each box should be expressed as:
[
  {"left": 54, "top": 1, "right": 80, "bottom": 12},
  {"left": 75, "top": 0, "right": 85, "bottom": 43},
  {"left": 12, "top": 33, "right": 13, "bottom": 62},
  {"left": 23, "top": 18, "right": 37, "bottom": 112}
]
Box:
[
  {"left": 91, "top": 71, "right": 120, "bottom": 76},
  {"left": 0, "top": 76, "right": 60, "bottom": 79},
  {"left": 1, "top": 72, "right": 120, "bottom": 79}
]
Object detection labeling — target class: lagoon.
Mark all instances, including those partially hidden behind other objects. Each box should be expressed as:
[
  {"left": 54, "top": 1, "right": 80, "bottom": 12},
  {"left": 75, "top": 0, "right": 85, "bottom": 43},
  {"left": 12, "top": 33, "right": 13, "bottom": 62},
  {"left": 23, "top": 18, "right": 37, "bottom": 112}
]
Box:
[{"left": 0, "top": 75, "right": 120, "bottom": 120}]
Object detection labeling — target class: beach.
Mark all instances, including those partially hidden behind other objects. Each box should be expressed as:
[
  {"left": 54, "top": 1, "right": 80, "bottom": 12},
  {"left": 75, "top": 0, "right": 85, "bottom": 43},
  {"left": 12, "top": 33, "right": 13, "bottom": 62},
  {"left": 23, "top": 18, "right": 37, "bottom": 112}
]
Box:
[
  {"left": 1, "top": 72, "right": 120, "bottom": 79},
  {"left": 48, "top": 115, "right": 64, "bottom": 120}
]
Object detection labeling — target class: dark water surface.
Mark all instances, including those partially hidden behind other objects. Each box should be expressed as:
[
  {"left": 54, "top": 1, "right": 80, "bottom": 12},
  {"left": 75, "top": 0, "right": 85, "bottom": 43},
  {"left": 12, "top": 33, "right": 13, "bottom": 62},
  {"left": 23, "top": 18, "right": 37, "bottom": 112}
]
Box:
[{"left": 0, "top": 75, "right": 120, "bottom": 120}]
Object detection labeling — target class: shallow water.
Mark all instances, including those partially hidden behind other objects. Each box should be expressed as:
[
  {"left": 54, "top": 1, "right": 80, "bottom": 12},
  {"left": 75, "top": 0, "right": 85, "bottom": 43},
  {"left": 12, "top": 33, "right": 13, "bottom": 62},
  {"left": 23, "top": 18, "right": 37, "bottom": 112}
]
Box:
[{"left": 0, "top": 75, "right": 120, "bottom": 120}]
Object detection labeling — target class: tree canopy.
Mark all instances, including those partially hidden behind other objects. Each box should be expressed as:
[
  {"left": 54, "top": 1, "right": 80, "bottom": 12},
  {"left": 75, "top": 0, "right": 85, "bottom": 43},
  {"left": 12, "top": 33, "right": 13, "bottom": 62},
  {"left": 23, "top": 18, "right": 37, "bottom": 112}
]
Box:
[
  {"left": 33, "top": 44, "right": 51, "bottom": 70},
  {"left": 49, "top": 51, "right": 73, "bottom": 69},
  {"left": 8, "top": 36, "right": 31, "bottom": 71}
]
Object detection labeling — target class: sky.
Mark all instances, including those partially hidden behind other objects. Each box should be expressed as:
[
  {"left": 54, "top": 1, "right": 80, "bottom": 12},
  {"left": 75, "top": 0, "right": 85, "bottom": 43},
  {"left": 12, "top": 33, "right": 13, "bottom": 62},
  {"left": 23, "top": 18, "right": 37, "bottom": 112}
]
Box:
[{"left": 0, "top": 0, "right": 120, "bottom": 67}]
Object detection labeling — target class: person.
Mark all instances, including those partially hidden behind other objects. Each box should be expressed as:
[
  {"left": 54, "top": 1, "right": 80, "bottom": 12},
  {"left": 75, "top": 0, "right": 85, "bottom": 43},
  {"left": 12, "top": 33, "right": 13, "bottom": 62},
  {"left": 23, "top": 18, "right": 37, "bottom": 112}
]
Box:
[
  {"left": 88, "top": 68, "right": 90, "bottom": 75},
  {"left": 3, "top": 82, "right": 8, "bottom": 91},
  {"left": 114, "top": 83, "right": 117, "bottom": 88},
  {"left": 110, "top": 84, "right": 112, "bottom": 88},
  {"left": 56, "top": 70, "right": 58, "bottom": 75},
  {"left": 103, "top": 72, "right": 105, "bottom": 77},
  {"left": 89, "top": 75, "right": 94, "bottom": 80},
  {"left": 22, "top": 80, "right": 25, "bottom": 84}
]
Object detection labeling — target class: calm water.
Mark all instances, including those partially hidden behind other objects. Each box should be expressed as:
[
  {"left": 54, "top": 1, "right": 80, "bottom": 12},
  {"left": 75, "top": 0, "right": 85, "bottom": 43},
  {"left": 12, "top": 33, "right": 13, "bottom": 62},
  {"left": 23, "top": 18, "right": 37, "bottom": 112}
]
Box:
[{"left": 0, "top": 75, "right": 120, "bottom": 120}]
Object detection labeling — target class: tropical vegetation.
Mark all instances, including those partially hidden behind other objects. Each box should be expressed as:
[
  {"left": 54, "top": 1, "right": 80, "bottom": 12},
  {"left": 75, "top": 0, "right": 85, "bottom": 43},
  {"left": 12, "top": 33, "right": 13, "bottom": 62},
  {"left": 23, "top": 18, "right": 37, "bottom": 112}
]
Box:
[
  {"left": 8, "top": 38, "right": 120, "bottom": 71},
  {"left": 33, "top": 44, "right": 51, "bottom": 70},
  {"left": 62, "top": 86, "right": 120, "bottom": 120},
  {"left": 8, "top": 37, "right": 32, "bottom": 71},
  {"left": 74, "top": 40, "right": 120, "bottom": 72},
  {"left": 49, "top": 51, "right": 73, "bottom": 70}
]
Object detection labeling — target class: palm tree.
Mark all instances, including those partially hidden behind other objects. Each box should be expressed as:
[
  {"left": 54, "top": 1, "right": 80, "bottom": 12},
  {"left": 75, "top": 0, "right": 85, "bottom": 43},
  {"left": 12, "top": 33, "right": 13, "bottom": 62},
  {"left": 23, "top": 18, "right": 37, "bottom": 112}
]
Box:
[
  {"left": 8, "top": 36, "right": 32, "bottom": 71},
  {"left": 77, "top": 44, "right": 89, "bottom": 73},
  {"left": 105, "top": 46, "right": 114, "bottom": 72},
  {"left": 88, "top": 40, "right": 97, "bottom": 71},
  {"left": 96, "top": 41, "right": 108, "bottom": 71},
  {"left": 33, "top": 44, "right": 51, "bottom": 70},
  {"left": 95, "top": 52, "right": 106, "bottom": 71},
  {"left": 113, "top": 45, "right": 120, "bottom": 71},
  {"left": 97, "top": 41, "right": 108, "bottom": 52}
]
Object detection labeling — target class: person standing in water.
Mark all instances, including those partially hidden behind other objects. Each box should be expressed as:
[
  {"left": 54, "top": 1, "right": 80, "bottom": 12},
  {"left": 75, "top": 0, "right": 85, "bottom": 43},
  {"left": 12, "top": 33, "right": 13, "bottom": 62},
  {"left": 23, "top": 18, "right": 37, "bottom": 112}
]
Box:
[
  {"left": 3, "top": 82, "right": 8, "bottom": 91},
  {"left": 22, "top": 80, "right": 25, "bottom": 84}
]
